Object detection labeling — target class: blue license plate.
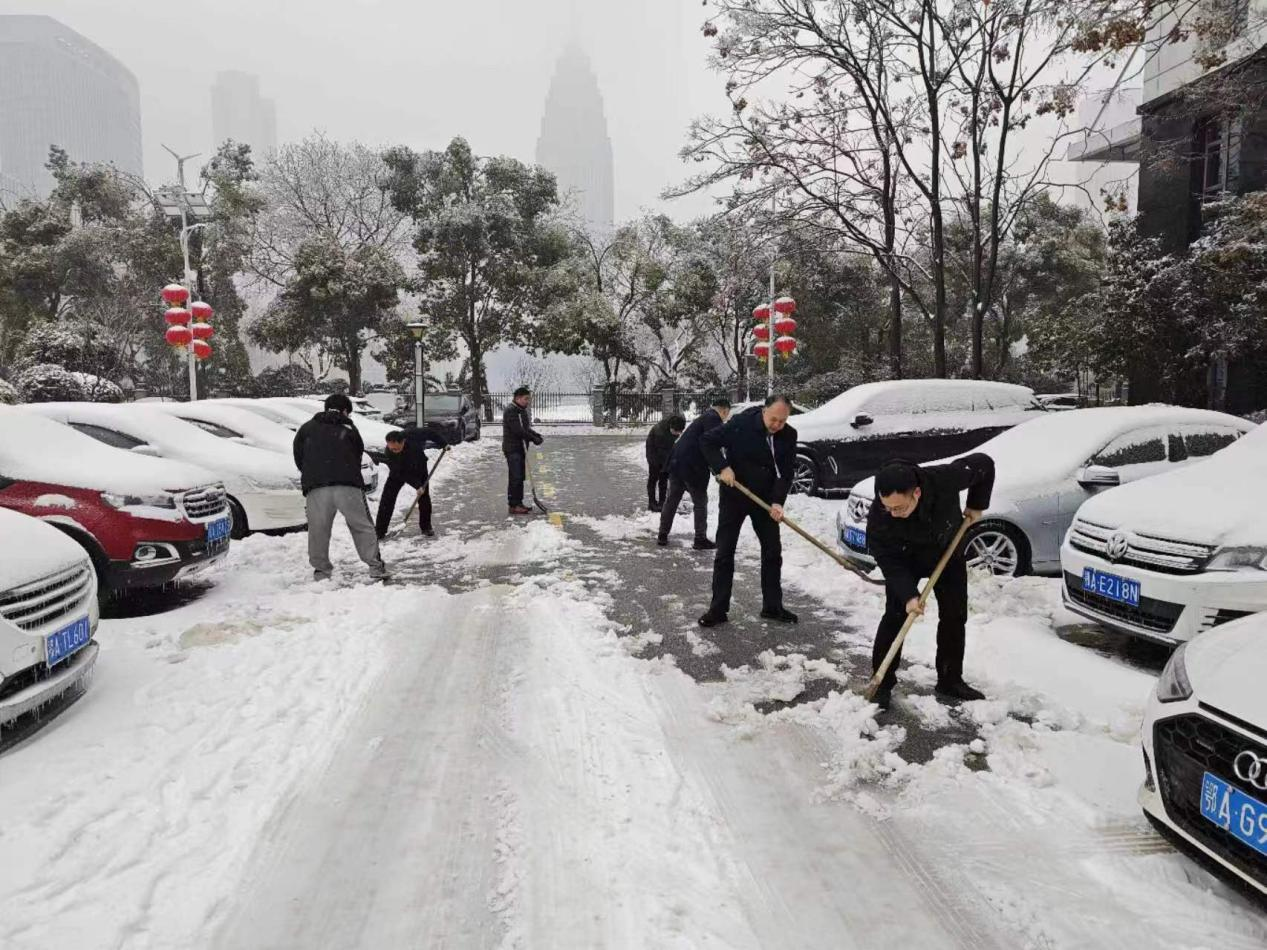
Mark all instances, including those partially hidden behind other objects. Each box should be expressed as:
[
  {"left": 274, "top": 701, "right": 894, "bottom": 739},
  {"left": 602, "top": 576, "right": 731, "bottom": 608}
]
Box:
[
  {"left": 845, "top": 527, "right": 868, "bottom": 550},
  {"left": 1082, "top": 567, "right": 1140, "bottom": 607},
  {"left": 206, "top": 517, "right": 231, "bottom": 543},
  {"left": 1201, "top": 771, "right": 1267, "bottom": 857},
  {"left": 46, "top": 615, "right": 92, "bottom": 668}
]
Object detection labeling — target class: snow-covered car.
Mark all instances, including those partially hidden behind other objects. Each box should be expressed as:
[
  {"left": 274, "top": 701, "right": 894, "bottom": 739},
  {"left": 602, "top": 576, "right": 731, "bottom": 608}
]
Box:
[
  {"left": 0, "top": 508, "right": 100, "bottom": 727},
  {"left": 148, "top": 401, "right": 378, "bottom": 493},
  {"left": 263, "top": 398, "right": 395, "bottom": 461},
  {"left": 838, "top": 407, "right": 1253, "bottom": 577},
  {"left": 301, "top": 393, "right": 384, "bottom": 419},
  {"left": 1140, "top": 611, "right": 1267, "bottom": 897},
  {"left": 1060, "top": 422, "right": 1267, "bottom": 644},
  {"left": 0, "top": 406, "right": 231, "bottom": 594},
  {"left": 25, "top": 403, "right": 306, "bottom": 539},
  {"left": 791, "top": 379, "right": 1046, "bottom": 494},
  {"left": 1037, "top": 392, "right": 1082, "bottom": 410}
]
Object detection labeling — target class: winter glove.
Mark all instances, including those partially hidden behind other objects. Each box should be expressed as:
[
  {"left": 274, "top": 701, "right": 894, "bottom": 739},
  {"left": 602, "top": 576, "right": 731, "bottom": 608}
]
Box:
[{"left": 532, "top": 433, "right": 544, "bottom": 445}]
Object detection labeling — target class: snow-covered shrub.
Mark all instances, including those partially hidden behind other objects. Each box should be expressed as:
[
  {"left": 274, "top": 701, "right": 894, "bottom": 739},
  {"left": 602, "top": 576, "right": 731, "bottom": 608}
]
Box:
[
  {"left": 17, "top": 363, "right": 122, "bottom": 403},
  {"left": 0, "top": 378, "right": 18, "bottom": 405}
]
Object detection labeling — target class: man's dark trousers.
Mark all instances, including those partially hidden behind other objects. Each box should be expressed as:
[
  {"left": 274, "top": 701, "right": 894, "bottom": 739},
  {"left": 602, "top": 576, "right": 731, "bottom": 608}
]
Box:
[
  {"left": 506, "top": 451, "right": 526, "bottom": 507},
  {"left": 659, "top": 475, "right": 708, "bottom": 541},
  {"left": 647, "top": 472, "right": 669, "bottom": 508},
  {"left": 871, "top": 553, "right": 968, "bottom": 693},
  {"left": 374, "top": 477, "right": 433, "bottom": 536},
  {"left": 709, "top": 488, "right": 782, "bottom": 615}
]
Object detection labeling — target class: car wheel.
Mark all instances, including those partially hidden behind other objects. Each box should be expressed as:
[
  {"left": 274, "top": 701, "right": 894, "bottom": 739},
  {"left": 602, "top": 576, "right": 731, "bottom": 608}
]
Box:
[
  {"left": 963, "top": 521, "right": 1030, "bottom": 577},
  {"left": 791, "top": 455, "right": 819, "bottom": 495},
  {"left": 468, "top": 419, "right": 480, "bottom": 442},
  {"left": 228, "top": 497, "right": 250, "bottom": 540}
]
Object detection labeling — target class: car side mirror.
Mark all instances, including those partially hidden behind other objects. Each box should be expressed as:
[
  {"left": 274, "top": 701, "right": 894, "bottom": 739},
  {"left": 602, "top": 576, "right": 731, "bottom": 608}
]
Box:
[
  {"left": 131, "top": 444, "right": 162, "bottom": 458},
  {"left": 851, "top": 413, "right": 874, "bottom": 429},
  {"left": 1077, "top": 465, "right": 1120, "bottom": 488}
]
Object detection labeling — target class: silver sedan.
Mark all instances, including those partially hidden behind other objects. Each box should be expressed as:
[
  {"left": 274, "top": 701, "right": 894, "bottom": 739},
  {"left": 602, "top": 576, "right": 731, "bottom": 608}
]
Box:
[{"left": 836, "top": 406, "right": 1253, "bottom": 577}]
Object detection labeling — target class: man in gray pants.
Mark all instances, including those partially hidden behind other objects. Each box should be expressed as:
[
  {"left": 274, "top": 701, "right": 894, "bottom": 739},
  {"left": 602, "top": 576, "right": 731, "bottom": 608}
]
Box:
[{"left": 293, "top": 394, "right": 387, "bottom": 581}]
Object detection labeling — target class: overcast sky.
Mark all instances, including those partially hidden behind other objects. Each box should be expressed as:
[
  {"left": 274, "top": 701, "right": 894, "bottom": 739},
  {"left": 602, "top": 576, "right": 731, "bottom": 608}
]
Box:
[{"left": 14, "top": 0, "right": 722, "bottom": 221}]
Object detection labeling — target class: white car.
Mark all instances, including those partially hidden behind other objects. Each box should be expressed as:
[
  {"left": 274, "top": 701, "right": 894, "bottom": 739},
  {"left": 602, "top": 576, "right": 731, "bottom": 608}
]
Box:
[
  {"left": 0, "top": 508, "right": 99, "bottom": 727},
  {"left": 838, "top": 407, "right": 1253, "bottom": 577},
  {"left": 1061, "top": 422, "right": 1267, "bottom": 644},
  {"left": 148, "top": 401, "right": 377, "bottom": 493},
  {"left": 300, "top": 393, "right": 384, "bottom": 419},
  {"left": 25, "top": 403, "right": 307, "bottom": 538},
  {"left": 265, "top": 397, "right": 396, "bottom": 459},
  {"left": 1140, "top": 611, "right": 1267, "bottom": 897}
]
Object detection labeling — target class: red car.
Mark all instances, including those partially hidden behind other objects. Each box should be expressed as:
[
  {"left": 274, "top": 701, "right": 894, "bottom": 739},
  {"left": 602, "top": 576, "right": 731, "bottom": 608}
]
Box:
[{"left": 0, "top": 407, "right": 232, "bottom": 595}]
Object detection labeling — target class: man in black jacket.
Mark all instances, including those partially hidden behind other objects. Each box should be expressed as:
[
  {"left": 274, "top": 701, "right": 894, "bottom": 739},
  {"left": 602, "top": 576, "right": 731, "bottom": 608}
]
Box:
[
  {"left": 374, "top": 427, "right": 450, "bottom": 539},
  {"left": 503, "top": 386, "right": 544, "bottom": 515},
  {"left": 698, "top": 395, "right": 798, "bottom": 627},
  {"left": 658, "top": 397, "right": 731, "bottom": 548},
  {"left": 293, "top": 394, "right": 387, "bottom": 581},
  {"left": 644, "top": 413, "right": 686, "bottom": 511},
  {"left": 866, "top": 454, "right": 995, "bottom": 710}
]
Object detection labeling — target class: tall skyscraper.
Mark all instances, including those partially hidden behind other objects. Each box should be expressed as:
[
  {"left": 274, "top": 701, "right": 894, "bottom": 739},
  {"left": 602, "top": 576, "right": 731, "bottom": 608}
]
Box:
[
  {"left": 0, "top": 15, "right": 142, "bottom": 201},
  {"left": 536, "top": 44, "right": 615, "bottom": 233},
  {"left": 211, "top": 71, "right": 278, "bottom": 160}
]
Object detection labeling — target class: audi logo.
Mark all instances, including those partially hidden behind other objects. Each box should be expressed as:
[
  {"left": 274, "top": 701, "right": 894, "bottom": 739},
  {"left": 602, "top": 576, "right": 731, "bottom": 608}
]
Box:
[
  {"left": 1234, "top": 751, "right": 1267, "bottom": 791},
  {"left": 1106, "top": 531, "right": 1129, "bottom": 562}
]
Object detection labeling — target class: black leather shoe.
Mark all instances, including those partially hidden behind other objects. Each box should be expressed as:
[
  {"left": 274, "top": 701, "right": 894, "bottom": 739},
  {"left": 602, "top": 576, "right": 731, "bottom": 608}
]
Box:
[
  {"left": 759, "top": 607, "right": 798, "bottom": 624},
  {"left": 698, "top": 610, "right": 728, "bottom": 628},
  {"left": 872, "top": 689, "right": 892, "bottom": 712},
  {"left": 935, "top": 680, "right": 986, "bottom": 702},
  {"left": 692, "top": 538, "right": 717, "bottom": 550},
  {"left": 656, "top": 535, "right": 669, "bottom": 547}
]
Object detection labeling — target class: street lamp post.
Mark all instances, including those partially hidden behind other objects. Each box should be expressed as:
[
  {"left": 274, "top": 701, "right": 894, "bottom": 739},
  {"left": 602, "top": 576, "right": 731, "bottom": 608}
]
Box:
[
  {"left": 157, "top": 146, "right": 215, "bottom": 401},
  {"left": 407, "top": 320, "right": 428, "bottom": 429}
]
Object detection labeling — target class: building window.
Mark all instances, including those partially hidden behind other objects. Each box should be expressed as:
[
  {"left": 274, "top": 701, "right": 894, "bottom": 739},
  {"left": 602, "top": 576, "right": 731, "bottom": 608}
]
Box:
[{"left": 1195, "top": 114, "right": 1241, "bottom": 202}]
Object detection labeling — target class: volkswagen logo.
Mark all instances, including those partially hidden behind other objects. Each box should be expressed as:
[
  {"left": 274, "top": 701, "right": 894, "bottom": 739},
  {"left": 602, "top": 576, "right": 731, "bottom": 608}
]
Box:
[
  {"left": 1234, "top": 750, "right": 1267, "bottom": 791},
  {"left": 1106, "top": 531, "right": 1129, "bottom": 562}
]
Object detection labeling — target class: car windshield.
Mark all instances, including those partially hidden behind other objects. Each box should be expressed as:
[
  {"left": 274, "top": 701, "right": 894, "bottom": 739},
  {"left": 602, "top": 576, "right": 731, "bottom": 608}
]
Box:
[{"left": 425, "top": 396, "right": 462, "bottom": 414}]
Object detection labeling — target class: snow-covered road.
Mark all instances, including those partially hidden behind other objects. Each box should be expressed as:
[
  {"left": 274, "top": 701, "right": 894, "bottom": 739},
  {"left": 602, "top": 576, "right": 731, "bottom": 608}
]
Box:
[{"left": 2, "top": 433, "right": 1265, "bottom": 949}]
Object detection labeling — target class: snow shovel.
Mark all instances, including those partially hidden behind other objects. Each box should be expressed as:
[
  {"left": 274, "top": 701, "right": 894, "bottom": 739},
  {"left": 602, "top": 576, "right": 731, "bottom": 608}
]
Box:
[
  {"left": 863, "top": 515, "right": 974, "bottom": 702},
  {"left": 725, "top": 477, "right": 883, "bottom": 587},
  {"left": 399, "top": 445, "right": 451, "bottom": 528},
  {"left": 525, "top": 443, "right": 549, "bottom": 514}
]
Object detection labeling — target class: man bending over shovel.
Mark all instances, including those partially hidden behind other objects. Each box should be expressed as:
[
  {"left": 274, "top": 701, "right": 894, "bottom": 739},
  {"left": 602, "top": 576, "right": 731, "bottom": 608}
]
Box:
[
  {"left": 375, "top": 428, "right": 451, "bottom": 539},
  {"left": 867, "top": 455, "right": 995, "bottom": 711}
]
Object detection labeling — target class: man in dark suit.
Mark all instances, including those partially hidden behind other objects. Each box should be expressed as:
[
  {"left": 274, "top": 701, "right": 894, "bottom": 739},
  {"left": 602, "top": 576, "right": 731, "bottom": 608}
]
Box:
[
  {"left": 698, "top": 395, "right": 797, "bottom": 627},
  {"left": 658, "top": 397, "right": 731, "bottom": 548},
  {"left": 503, "top": 387, "right": 543, "bottom": 515},
  {"left": 644, "top": 413, "right": 686, "bottom": 511},
  {"left": 374, "top": 427, "right": 450, "bottom": 539}
]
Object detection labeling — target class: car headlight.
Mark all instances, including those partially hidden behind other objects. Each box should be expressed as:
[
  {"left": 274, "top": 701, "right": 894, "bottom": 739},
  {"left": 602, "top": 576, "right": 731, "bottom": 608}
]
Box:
[
  {"left": 102, "top": 491, "right": 177, "bottom": 509},
  {"left": 1157, "top": 642, "right": 1193, "bottom": 704},
  {"left": 1206, "top": 547, "right": 1267, "bottom": 571}
]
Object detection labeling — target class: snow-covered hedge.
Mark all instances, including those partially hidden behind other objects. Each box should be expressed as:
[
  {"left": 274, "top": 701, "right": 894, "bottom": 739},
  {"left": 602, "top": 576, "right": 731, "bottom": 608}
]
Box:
[
  {"left": 17, "top": 364, "right": 123, "bottom": 403},
  {"left": 0, "top": 378, "right": 18, "bottom": 405}
]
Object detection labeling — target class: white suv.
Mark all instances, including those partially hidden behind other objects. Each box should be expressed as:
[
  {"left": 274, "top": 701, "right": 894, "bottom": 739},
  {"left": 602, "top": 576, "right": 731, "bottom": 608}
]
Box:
[
  {"left": 0, "top": 508, "right": 100, "bottom": 727},
  {"left": 1061, "top": 422, "right": 1267, "bottom": 644}
]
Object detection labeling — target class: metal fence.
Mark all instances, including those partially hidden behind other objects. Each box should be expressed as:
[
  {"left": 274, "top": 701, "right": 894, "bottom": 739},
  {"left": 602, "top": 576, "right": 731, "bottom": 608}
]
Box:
[{"left": 481, "top": 390, "right": 720, "bottom": 426}]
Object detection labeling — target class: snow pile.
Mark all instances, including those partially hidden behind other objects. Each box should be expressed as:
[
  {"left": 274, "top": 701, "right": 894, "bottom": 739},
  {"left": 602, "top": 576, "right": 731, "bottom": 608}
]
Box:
[{"left": 422, "top": 520, "right": 582, "bottom": 570}]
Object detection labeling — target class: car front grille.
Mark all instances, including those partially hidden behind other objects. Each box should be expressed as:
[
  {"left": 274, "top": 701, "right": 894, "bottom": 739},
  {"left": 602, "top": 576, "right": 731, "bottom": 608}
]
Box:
[
  {"left": 180, "top": 484, "right": 228, "bottom": 521},
  {"left": 1063, "top": 572, "right": 1182, "bottom": 634},
  {"left": 0, "top": 563, "right": 93, "bottom": 632},
  {"left": 1070, "top": 519, "right": 1214, "bottom": 575},
  {"left": 1154, "top": 713, "right": 1267, "bottom": 890}
]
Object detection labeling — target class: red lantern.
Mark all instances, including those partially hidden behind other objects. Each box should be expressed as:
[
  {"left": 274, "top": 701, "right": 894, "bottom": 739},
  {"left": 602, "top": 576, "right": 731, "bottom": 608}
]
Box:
[
  {"left": 165, "top": 307, "right": 191, "bottom": 326},
  {"left": 165, "top": 325, "right": 192, "bottom": 348},
  {"left": 192, "top": 340, "right": 213, "bottom": 361},
  {"left": 753, "top": 304, "right": 770, "bottom": 321},
  {"left": 753, "top": 341, "right": 770, "bottom": 361},
  {"left": 190, "top": 301, "right": 214, "bottom": 322},
  {"left": 774, "top": 335, "right": 798, "bottom": 358},
  {"left": 190, "top": 322, "right": 214, "bottom": 341},
  {"left": 162, "top": 284, "right": 190, "bottom": 305},
  {"left": 774, "top": 296, "right": 797, "bottom": 315},
  {"left": 774, "top": 315, "right": 797, "bottom": 335},
  {"left": 753, "top": 323, "right": 770, "bottom": 341}
]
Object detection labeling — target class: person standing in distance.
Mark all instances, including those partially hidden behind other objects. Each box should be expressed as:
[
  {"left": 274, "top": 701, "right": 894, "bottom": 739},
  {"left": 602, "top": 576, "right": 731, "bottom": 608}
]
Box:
[
  {"left": 658, "top": 396, "right": 731, "bottom": 549},
  {"left": 503, "top": 386, "right": 543, "bottom": 516},
  {"left": 293, "top": 393, "right": 388, "bottom": 582},
  {"left": 644, "top": 413, "right": 686, "bottom": 511},
  {"left": 697, "top": 395, "right": 798, "bottom": 627},
  {"left": 374, "top": 427, "right": 451, "bottom": 539},
  {"left": 866, "top": 455, "right": 995, "bottom": 711}
]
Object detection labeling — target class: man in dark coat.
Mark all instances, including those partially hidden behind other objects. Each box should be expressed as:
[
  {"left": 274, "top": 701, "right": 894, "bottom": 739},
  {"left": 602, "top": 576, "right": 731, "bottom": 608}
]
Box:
[
  {"left": 644, "top": 413, "right": 686, "bottom": 511},
  {"left": 866, "top": 454, "right": 995, "bottom": 710},
  {"left": 658, "top": 397, "right": 731, "bottom": 548},
  {"left": 503, "top": 386, "right": 544, "bottom": 515},
  {"left": 293, "top": 393, "right": 387, "bottom": 581},
  {"left": 698, "top": 395, "right": 798, "bottom": 627},
  {"left": 374, "top": 427, "right": 450, "bottom": 539}
]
